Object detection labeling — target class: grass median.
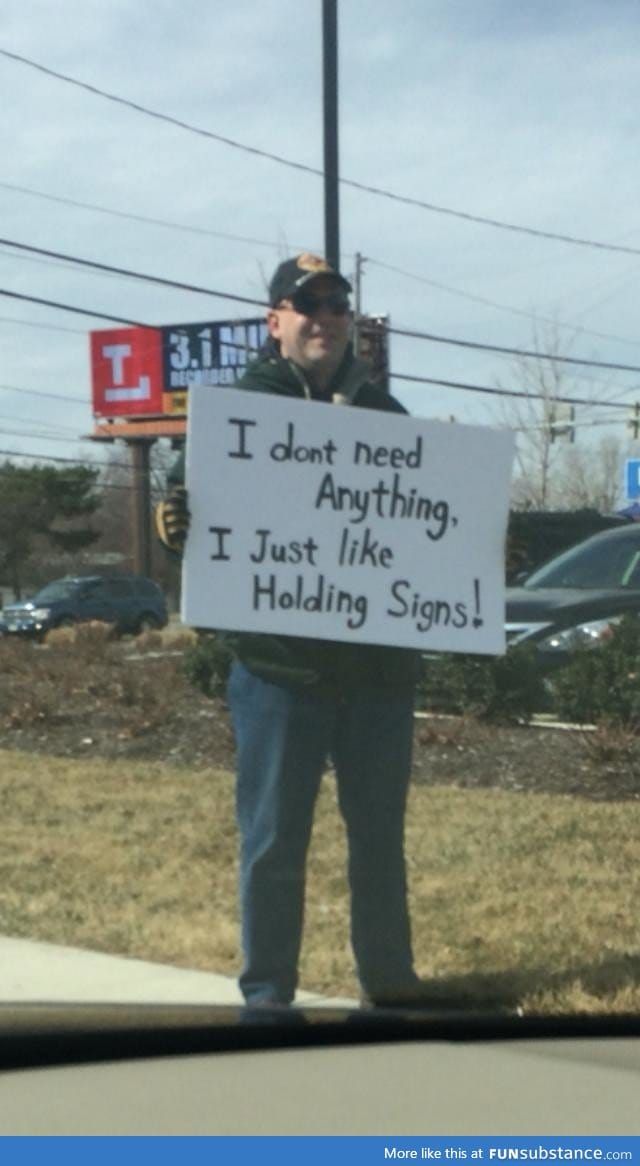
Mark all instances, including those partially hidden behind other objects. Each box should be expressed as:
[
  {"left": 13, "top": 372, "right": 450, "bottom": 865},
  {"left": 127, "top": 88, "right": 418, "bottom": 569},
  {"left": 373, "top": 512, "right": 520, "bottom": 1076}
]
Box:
[{"left": 1, "top": 747, "right": 639, "bottom": 1014}]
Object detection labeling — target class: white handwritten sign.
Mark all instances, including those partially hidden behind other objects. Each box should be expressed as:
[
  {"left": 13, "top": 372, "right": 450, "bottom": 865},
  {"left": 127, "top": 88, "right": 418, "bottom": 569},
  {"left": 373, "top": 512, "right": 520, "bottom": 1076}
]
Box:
[{"left": 181, "top": 386, "right": 515, "bottom": 654}]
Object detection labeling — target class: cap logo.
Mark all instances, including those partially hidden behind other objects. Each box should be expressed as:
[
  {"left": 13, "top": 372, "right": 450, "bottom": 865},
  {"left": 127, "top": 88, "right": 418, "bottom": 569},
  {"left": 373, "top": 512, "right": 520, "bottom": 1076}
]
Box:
[{"left": 296, "top": 253, "right": 333, "bottom": 274}]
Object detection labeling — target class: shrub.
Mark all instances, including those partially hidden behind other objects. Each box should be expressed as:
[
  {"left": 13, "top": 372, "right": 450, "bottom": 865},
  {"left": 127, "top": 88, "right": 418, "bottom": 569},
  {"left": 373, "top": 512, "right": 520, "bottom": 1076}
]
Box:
[
  {"left": 182, "top": 633, "right": 233, "bottom": 699},
  {"left": 133, "top": 629, "right": 164, "bottom": 653},
  {"left": 418, "top": 643, "right": 545, "bottom": 724},
  {"left": 552, "top": 614, "right": 640, "bottom": 728}
]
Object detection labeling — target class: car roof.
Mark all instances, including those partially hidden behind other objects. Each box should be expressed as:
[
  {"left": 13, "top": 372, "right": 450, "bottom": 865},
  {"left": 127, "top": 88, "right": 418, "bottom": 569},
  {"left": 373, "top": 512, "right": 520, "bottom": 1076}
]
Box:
[{"left": 50, "top": 574, "right": 156, "bottom": 584}]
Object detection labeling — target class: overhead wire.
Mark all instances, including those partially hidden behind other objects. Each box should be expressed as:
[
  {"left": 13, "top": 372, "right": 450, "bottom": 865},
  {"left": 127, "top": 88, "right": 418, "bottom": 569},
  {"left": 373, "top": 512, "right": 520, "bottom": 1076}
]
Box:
[
  {"left": 0, "top": 244, "right": 161, "bottom": 286},
  {"left": 388, "top": 323, "right": 640, "bottom": 375},
  {"left": 4, "top": 220, "right": 637, "bottom": 358},
  {"left": 515, "top": 413, "right": 629, "bottom": 434},
  {"left": 0, "top": 314, "right": 86, "bottom": 334},
  {"left": 4, "top": 238, "right": 640, "bottom": 375},
  {"left": 366, "top": 256, "right": 640, "bottom": 352},
  {"left": 0, "top": 238, "right": 264, "bottom": 310},
  {"left": 0, "top": 426, "right": 93, "bottom": 444},
  {"left": 0, "top": 382, "right": 90, "bottom": 406},
  {"left": 0, "top": 180, "right": 286, "bottom": 250},
  {"left": 390, "top": 370, "right": 633, "bottom": 410},
  {"left": 0, "top": 444, "right": 169, "bottom": 484},
  {"left": 0, "top": 289, "right": 147, "bottom": 327},
  {"left": 0, "top": 446, "right": 105, "bottom": 467},
  {"left": 2, "top": 283, "right": 640, "bottom": 412},
  {"left": 4, "top": 179, "right": 639, "bottom": 359},
  {"left": 406, "top": 327, "right": 640, "bottom": 379},
  {"left": 3, "top": 46, "right": 640, "bottom": 259}
]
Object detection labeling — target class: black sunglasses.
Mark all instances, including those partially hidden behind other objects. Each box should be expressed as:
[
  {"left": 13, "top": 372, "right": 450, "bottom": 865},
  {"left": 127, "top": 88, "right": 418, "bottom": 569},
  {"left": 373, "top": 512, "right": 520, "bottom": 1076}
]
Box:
[{"left": 286, "top": 289, "right": 351, "bottom": 317}]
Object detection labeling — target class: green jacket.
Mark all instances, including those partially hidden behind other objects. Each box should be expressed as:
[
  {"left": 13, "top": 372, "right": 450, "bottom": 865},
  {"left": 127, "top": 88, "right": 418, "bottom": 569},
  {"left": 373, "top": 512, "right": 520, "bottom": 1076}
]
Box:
[{"left": 170, "top": 344, "right": 420, "bottom": 690}]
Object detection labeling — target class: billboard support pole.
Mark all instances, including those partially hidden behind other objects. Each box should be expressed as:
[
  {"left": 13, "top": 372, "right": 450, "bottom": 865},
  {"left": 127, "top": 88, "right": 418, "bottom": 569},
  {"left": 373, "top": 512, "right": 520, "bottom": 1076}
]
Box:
[{"left": 129, "top": 438, "right": 154, "bottom": 577}]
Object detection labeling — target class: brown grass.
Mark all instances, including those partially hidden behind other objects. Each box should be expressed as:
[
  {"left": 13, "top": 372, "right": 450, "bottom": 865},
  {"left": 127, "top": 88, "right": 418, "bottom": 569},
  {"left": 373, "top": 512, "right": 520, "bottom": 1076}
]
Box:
[{"left": 1, "top": 747, "right": 639, "bottom": 1013}]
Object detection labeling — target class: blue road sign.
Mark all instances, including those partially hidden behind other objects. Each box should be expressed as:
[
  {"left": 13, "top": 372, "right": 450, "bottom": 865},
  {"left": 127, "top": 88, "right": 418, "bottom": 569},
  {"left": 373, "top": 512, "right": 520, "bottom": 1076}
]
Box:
[{"left": 625, "top": 458, "right": 640, "bottom": 499}]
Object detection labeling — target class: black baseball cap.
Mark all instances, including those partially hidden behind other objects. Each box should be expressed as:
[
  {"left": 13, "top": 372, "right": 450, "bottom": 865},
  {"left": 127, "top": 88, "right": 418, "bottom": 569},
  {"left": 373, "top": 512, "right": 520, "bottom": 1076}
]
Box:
[{"left": 269, "top": 252, "right": 352, "bottom": 307}]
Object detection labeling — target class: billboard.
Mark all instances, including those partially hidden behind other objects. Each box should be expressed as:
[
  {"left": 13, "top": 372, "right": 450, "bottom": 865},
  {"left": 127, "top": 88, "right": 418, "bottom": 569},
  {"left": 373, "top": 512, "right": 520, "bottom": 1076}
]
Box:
[
  {"left": 90, "top": 326, "right": 164, "bottom": 418},
  {"left": 161, "top": 318, "right": 268, "bottom": 414},
  {"left": 89, "top": 315, "right": 387, "bottom": 422},
  {"left": 90, "top": 318, "right": 268, "bottom": 420}
]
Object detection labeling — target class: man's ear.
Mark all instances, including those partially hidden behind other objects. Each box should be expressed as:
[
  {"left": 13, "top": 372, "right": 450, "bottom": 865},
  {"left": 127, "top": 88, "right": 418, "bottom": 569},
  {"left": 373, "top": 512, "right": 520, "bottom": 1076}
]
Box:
[{"left": 266, "top": 309, "right": 281, "bottom": 340}]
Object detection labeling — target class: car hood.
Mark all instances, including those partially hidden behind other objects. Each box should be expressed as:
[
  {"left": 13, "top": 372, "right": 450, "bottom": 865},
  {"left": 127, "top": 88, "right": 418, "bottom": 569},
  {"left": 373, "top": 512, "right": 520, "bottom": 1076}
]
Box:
[{"left": 505, "top": 586, "right": 640, "bottom": 625}]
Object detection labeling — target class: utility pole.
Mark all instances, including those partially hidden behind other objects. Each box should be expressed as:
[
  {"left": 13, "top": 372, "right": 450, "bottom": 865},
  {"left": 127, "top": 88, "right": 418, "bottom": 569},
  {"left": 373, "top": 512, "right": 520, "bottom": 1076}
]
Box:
[
  {"left": 353, "top": 251, "right": 364, "bottom": 356},
  {"left": 322, "top": 0, "right": 340, "bottom": 268}
]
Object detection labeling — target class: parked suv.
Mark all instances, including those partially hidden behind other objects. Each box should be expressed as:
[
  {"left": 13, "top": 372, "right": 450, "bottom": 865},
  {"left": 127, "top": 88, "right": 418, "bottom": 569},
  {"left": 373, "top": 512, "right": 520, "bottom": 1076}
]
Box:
[{"left": 0, "top": 575, "right": 169, "bottom": 639}]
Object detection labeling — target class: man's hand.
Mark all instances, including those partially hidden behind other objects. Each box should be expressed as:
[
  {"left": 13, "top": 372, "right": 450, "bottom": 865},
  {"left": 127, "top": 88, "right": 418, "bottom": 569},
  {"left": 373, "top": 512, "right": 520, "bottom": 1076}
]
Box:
[{"left": 155, "top": 486, "right": 190, "bottom": 552}]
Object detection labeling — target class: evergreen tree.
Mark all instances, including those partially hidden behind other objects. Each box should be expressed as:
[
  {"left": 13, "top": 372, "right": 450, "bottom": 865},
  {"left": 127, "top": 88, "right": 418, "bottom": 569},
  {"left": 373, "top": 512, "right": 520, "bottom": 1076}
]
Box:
[{"left": 0, "top": 461, "right": 100, "bottom": 597}]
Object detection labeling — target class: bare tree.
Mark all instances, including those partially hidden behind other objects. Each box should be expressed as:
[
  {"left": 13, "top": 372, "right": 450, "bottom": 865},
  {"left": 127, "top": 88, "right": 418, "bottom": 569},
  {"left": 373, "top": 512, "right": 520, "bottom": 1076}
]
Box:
[
  {"left": 555, "top": 434, "right": 628, "bottom": 513},
  {"left": 493, "top": 320, "right": 606, "bottom": 509}
]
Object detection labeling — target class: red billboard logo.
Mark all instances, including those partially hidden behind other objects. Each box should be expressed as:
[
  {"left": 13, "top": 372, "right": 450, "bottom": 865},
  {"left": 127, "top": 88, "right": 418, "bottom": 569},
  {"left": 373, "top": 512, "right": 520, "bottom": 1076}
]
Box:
[{"left": 90, "top": 327, "right": 164, "bottom": 417}]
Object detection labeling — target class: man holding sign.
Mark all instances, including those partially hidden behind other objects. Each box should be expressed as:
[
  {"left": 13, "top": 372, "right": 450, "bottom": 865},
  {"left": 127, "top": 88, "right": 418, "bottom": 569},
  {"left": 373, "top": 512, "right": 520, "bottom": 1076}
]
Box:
[{"left": 158, "top": 253, "right": 490, "bottom": 1014}]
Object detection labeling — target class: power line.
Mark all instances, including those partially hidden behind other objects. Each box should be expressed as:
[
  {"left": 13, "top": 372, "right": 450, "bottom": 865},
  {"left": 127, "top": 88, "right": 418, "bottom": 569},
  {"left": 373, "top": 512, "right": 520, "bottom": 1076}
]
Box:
[
  {"left": 0, "top": 180, "right": 286, "bottom": 250},
  {"left": 388, "top": 324, "right": 640, "bottom": 375},
  {"left": 0, "top": 425, "right": 90, "bottom": 443},
  {"left": 7, "top": 360, "right": 630, "bottom": 417},
  {"left": 0, "top": 446, "right": 163, "bottom": 486},
  {"left": 0, "top": 405, "right": 88, "bottom": 432},
  {"left": 390, "top": 370, "right": 634, "bottom": 410},
  {"left": 3, "top": 209, "right": 637, "bottom": 361},
  {"left": 0, "top": 447, "right": 102, "bottom": 466},
  {"left": 366, "top": 256, "right": 640, "bottom": 353},
  {"left": 5, "top": 237, "right": 640, "bottom": 375},
  {"left": 0, "top": 314, "right": 85, "bottom": 335},
  {"left": 0, "top": 244, "right": 156, "bottom": 286},
  {"left": 0, "top": 382, "right": 88, "bottom": 406},
  {"left": 0, "top": 237, "right": 266, "bottom": 309},
  {"left": 0, "top": 289, "right": 147, "bottom": 327},
  {"left": 516, "top": 414, "right": 627, "bottom": 435},
  {"left": 3, "top": 46, "right": 640, "bottom": 259},
  {"left": 4, "top": 283, "right": 640, "bottom": 409},
  {"left": 4, "top": 178, "right": 637, "bottom": 360}
]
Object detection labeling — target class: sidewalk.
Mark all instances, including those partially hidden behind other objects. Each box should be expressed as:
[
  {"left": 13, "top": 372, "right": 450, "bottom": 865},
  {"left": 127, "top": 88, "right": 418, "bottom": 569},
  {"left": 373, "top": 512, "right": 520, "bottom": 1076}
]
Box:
[{"left": 0, "top": 935, "right": 357, "bottom": 1008}]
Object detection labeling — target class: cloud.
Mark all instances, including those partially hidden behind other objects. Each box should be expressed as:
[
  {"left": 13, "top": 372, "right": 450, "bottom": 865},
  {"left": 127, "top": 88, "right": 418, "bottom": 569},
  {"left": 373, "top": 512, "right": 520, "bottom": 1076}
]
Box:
[{"left": 2, "top": 0, "right": 640, "bottom": 455}]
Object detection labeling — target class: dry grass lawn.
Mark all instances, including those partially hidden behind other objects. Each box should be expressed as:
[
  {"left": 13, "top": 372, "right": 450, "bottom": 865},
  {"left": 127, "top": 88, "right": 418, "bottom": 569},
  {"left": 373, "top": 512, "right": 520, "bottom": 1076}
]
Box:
[{"left": 2, "top": 747, "right": 639, "bottom": 1014}]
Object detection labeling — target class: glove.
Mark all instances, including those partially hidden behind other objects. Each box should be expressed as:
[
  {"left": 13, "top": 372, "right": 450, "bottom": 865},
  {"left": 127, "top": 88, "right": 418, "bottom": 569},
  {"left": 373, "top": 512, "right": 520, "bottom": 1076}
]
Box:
[{"left": 155, "top": 486, "right": 190, "bottom": 552}]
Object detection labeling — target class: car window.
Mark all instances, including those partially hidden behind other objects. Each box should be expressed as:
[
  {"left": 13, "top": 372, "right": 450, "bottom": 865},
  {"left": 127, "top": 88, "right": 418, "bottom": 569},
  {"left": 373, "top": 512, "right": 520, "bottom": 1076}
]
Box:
[
  {"left": 103, "top": 579, "right": 134, "bottom": 598},
  {"left": 32, "top": 580, "right": 78, "bottom": 602},
  {"left": 4, "top": 5, "right": 640, "bottom": 1111},
  {"left": 134, "top": 579, "right": 160, "bottom": 597},
  {"left": 525, "top": 535, "right": 640, "bottom": 590},
  {"left": 77, "top": 580, "right": 106, "bottom": 598}
]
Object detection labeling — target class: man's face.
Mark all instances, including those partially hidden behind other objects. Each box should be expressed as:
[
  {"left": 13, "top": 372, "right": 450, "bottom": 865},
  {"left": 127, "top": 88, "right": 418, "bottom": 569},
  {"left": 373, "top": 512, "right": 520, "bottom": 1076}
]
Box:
[{"left": 267, "top": 275, "right": 351, "bottom": 380}]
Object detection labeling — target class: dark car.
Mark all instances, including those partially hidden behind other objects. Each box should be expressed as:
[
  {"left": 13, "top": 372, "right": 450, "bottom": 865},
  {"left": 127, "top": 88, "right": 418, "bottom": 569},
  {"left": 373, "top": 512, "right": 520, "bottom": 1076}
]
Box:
[
  {"left": 505, "top": 523, "right": 640, "bottom": 673},
  {"left": 0, "top": 574, "right": 168, "bottom": 639}
]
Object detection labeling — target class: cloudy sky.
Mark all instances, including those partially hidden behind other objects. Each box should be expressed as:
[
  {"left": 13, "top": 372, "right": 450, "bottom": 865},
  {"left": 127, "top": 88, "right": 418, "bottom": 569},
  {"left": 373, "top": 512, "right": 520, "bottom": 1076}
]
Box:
[{"left": 2, "top": 0, "right": 640, "bottom": 473}]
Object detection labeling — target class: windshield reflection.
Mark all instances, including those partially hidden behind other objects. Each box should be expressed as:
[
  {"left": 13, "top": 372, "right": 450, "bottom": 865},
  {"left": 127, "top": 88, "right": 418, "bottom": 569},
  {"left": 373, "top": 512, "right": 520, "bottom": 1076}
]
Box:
[{"left": 526, "top": 534, "right": 640, "bottom": 591}]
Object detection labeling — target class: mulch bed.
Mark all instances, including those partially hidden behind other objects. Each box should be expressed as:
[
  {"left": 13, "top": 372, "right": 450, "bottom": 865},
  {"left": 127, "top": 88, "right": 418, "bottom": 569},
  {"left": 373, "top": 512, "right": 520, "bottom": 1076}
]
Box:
[{"left": 1, "top": 638, "right": 639, "bottom": 802}]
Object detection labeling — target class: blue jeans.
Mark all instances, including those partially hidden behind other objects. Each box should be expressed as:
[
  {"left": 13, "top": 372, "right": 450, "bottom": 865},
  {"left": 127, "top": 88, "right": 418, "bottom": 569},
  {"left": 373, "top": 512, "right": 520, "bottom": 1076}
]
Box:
[{"left": 227, "top": 660, "right": 417, "bottom": 1005}]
